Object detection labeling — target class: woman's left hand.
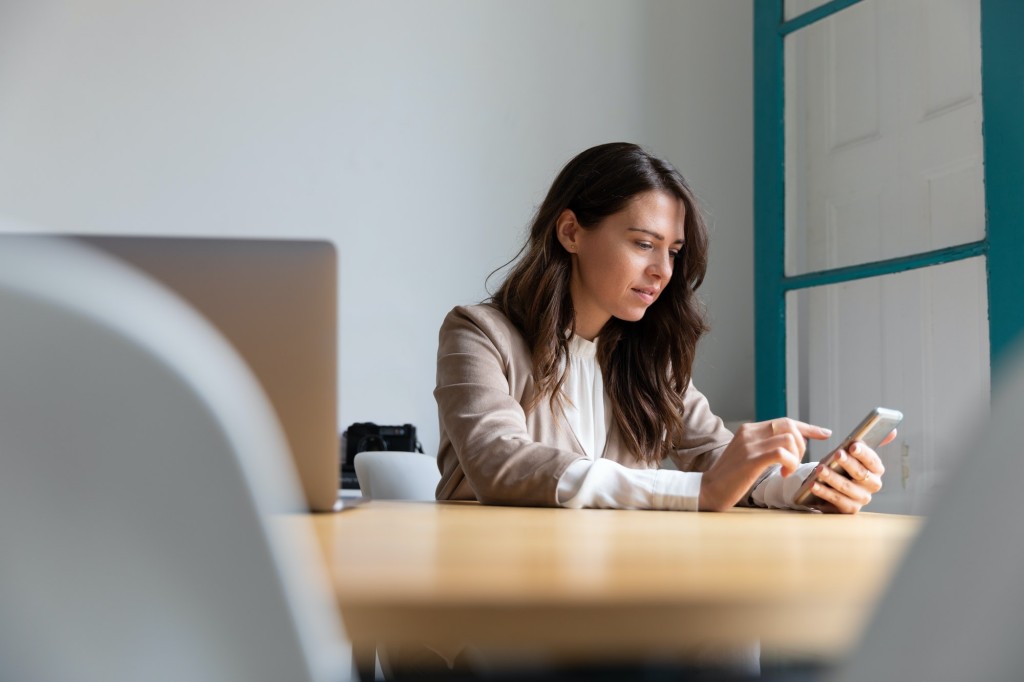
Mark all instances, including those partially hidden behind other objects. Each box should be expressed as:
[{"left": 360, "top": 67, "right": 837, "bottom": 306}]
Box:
[{"left": 806, "top": 430, "right": 896, "bottom": 514}]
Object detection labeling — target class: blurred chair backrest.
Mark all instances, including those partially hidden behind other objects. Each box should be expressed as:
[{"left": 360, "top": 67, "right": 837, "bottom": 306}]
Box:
[
  {"left": 834, "top": 343, "right": 1024, "bottom": 682},
  {"left": 0, "top": 235, "right": 350, "bottom": 682},
  {"left": 354, "top": 451, "right": 440, "bottom": 501}
]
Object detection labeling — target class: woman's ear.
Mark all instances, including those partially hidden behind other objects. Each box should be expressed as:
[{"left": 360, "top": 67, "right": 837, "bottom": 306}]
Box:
[{"left": 555, "top": 209, "right": 580, "bottom": 254}]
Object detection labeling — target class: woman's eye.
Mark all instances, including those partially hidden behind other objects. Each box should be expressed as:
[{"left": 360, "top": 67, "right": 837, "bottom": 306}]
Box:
[
  {"left": 669, "top": 250, "right": 680, "bottom": 259},
  {"left": 636, "top": 241, "right": 653, "bottom": 251}
]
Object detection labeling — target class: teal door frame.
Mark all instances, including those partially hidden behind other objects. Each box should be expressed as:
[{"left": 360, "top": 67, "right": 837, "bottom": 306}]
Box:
[{"left": 753, "top": 0, "right": 1024, "bottom": 420}]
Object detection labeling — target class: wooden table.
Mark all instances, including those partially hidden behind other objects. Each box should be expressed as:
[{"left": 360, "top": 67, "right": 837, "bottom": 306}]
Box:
[{"left": 305, "top": 500, "right": 920, "bottom": 668}]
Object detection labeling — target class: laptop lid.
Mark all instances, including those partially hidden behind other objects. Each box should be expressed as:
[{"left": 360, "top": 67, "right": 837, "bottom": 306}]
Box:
[{"left": 79, "top": 236, "right": 339, "bottom": 512}]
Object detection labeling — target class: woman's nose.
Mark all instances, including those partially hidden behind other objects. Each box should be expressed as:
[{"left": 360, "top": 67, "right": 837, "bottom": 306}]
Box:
[{"left": 648, "top": 253, "right": 673, "bottom": 279}]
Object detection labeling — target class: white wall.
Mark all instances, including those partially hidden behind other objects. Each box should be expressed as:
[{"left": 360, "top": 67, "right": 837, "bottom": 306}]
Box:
[{"left": 0, "top": 0, "right": 754, "bottom": 457}]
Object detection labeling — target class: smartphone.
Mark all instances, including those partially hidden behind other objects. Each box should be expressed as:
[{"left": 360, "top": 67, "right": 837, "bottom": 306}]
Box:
[{"left": 793, "top": 407, "right": 903, "bottom": 507}]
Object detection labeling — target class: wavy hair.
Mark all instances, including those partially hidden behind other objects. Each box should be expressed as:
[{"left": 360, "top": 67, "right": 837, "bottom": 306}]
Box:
[{"left": 490, "top": 142, "right": 710, "bottom": 464}]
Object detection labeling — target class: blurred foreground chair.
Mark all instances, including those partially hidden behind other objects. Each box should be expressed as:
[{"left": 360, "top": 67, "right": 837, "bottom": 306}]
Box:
[
  {"left": 835, "top": 345, "right": 1024, "bottom": 682},
  {"left": 354, "top": 451, "right": 440, "bottom": 501},
  {"left": 0, "top": 235, "right": 351, "bottom": 682}
]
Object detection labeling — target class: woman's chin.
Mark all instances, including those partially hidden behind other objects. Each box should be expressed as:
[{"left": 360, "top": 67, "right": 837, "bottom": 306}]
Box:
[{"left": 614, "top": 309, "right": 648, "bottom": 324}]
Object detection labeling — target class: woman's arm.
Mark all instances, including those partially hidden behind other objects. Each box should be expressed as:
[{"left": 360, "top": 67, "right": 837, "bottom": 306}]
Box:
[
  {"left": 665, "top": 382, "right": 735, "bottom": 474},
  {"left": 557, "top": 458, "right": 702, "bottom": 510}
]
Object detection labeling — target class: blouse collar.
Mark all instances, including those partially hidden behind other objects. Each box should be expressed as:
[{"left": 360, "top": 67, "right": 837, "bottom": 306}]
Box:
[{"left": 567, "top": 334, "right": 597, "bottom": 360}]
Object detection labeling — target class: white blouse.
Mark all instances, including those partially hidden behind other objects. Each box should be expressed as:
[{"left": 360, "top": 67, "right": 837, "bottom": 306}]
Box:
[{"left": 555, "top": 335, "right": 816, "bottom": 510}]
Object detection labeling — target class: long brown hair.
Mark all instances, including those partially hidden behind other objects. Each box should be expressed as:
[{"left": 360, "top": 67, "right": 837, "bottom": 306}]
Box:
[{"left": 491, "top": 142, "right": 710, "bottom": 464}]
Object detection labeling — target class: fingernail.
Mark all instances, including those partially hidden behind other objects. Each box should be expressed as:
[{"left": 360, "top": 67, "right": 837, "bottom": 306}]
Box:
[
  {"left": 851, "top": 443, "right": 860, "bottom": 454},
  {"left": 822, "top": 428, "right": 833, "bottom": 435}
]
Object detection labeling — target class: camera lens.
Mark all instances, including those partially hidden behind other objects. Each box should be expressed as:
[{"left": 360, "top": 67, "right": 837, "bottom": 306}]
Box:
[{"left": 357, "top": 434, "right": 389, "bottom": 452}]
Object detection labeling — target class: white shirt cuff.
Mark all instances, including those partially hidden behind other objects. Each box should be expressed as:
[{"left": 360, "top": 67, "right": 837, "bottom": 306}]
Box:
[
  {"left": 750, "top": 462, "right": 819, "bottom": 510},
  {"left": 556, "top": 458, "right": 702, "bottom": 511}
]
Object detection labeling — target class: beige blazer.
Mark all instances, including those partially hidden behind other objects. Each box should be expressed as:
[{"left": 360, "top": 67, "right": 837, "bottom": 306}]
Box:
[{"left": 434, "top": 304, "right": 734, "bottom": 506}]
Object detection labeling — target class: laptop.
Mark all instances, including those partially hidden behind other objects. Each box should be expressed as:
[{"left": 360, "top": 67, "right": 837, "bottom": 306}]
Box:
[{"left": 78, "top": 236, "right": 341, "bottom": 512}]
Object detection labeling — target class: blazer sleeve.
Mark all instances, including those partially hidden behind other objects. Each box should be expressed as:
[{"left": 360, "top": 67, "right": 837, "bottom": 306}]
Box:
[
  {"left": 666, "top": 381, "right": 734, "bottom": 473},
  {"left": 433, "top": 306, "right": 585, "bottom": 507}
]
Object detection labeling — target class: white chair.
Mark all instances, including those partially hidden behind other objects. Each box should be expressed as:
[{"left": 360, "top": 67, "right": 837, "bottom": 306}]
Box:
[
  {"left": 354, "top": 451, "right": 441, "bottom": 501},
  {"left": 0, "top": 234, "right": 351, "bottom": 682},
  {"left": 352, "top": 449, "right": 441, "bottom": 679}
]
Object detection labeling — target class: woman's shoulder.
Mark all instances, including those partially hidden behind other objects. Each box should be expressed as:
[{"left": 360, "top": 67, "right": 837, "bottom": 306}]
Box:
[
  {"left": 439, "top": 303, "right": 529, "bottom": 357},
  {"left": 441, "top": 302, "right": 516, "bottom": 335}
]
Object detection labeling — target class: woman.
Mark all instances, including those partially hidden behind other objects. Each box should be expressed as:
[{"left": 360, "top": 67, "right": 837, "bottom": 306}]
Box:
[{"left": 434, "top": 142, "right": 892, "bottom": 513}]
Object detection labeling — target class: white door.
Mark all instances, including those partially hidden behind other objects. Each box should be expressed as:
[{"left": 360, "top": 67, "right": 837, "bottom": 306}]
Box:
[{"left": 783, "top": 0, "right": 989, "bottom": 514}]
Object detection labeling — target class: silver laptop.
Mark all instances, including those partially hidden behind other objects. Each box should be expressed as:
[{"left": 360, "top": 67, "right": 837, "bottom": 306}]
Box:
[{"left": 78, "top": 236, "right": 340, "bottom": 512}]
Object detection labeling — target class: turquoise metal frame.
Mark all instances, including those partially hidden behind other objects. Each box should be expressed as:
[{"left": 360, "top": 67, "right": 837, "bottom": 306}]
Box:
[
  {"left": 981, "top": 0, "right": 1024, "bottom": 380},
  {"left": 753, "top": 0, "right": 787, "bottom": 421},
  {"left": 753, "top": 0, "right": 1022, "bottom": 419}
]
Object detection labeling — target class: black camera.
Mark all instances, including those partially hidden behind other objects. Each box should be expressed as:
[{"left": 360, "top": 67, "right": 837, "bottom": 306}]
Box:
[
  {"left": 340, "top": 422, "right": 422, "bottom": 489},
  {"left": 343, "top": 422, "right": 422, "bottom": 466}
]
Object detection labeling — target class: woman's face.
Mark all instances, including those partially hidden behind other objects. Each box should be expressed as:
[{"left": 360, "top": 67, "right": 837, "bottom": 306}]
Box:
[{"left": 557, "top": 190, "right": 685, "bottom": 341}]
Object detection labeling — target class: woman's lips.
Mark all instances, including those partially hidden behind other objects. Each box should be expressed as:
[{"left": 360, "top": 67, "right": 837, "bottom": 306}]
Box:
[{"left": 632, "top": 287, "right": 657, "bottom": 304}]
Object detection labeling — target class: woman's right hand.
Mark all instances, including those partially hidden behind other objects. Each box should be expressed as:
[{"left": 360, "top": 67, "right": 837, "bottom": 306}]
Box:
[{"left": 698, "top": 418, "right": 833, "bottom": 512}]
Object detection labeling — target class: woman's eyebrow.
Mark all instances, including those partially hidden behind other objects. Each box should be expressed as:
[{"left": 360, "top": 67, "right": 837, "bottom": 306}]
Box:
[{"left": 628, "top": 227, "right": 685, "bottom": 245}]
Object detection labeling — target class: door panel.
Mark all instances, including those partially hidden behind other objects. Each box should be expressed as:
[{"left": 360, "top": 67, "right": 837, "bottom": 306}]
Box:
[
  {"left": 785, "top": 0, "right": 984, "bottom": 276},
  {"left": 782, "top": 0, "right": 988, "bottom": 514}
]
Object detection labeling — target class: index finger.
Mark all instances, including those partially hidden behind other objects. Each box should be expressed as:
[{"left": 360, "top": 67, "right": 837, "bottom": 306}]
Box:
[
  {"left": 765, "top": 418, "right": 833, "bottom": 462},
  {"left": 771, "top": 417, "right": 833, "bottom": 441}
]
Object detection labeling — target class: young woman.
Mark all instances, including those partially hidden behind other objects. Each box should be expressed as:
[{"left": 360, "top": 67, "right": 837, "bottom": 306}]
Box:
[{"left": 434, "top": 142, "right": 893, "bottom": 513}]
